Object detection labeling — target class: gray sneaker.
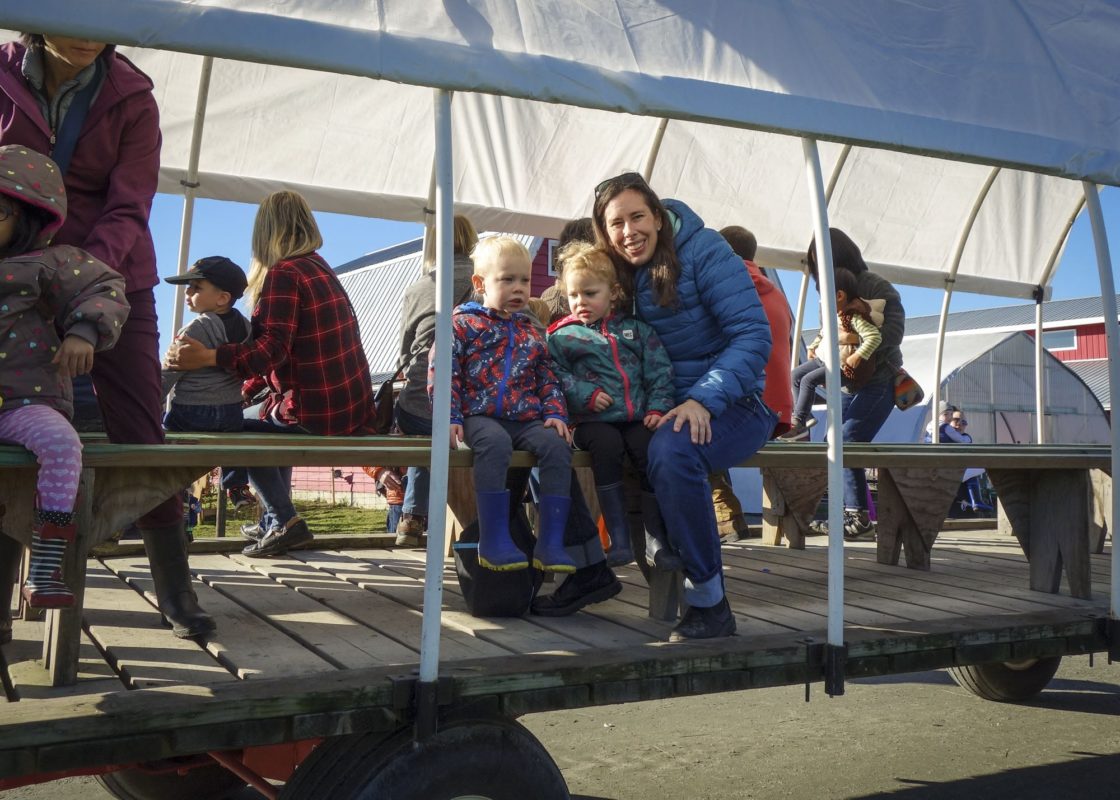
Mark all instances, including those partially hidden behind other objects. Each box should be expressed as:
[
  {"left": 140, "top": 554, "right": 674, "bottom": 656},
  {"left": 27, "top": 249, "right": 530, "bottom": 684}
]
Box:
[
  {"left": 240, "top": 521, "right": 273, "bottom": 542},
  {"left": 842, "top": 510, "right": 876, "bottom": 541},
  {"left": 242, "top": 518, "right": 313, "bottom": 557}
]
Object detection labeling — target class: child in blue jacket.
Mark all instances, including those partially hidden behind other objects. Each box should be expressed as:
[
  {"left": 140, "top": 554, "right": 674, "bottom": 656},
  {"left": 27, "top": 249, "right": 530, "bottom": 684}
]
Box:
[
  {"left": 430, "top": 236, "right": 574, "bottom": 573},
  {"left": 547, "top": 242, "right": 675, "bottom": 566}
]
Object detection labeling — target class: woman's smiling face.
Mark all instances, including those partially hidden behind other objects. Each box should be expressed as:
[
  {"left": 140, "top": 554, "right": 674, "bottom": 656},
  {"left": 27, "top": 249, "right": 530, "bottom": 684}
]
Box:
[{"left": 603, "top": 188, "right": 661, "bottom": 267}]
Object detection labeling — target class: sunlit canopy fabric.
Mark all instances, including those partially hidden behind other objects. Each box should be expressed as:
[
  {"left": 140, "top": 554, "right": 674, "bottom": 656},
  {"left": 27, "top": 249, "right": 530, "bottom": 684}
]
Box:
[{"left": 2, "top": 1, "right": 1117, "bottom": 298}]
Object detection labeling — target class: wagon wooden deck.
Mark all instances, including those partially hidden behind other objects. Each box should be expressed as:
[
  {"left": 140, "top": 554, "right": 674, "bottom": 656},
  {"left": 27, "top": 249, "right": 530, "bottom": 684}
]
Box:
[{"left": 1, "top": 529, "right": 1110, "bottom": 784}]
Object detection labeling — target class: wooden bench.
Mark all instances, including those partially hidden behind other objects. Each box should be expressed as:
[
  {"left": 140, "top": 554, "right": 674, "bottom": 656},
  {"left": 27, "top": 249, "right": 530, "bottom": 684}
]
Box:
[
  {"left": 757, "top": 443, "right": 1112, "bottom": 600},
  {"left": 1, "top": 437, "right": 1110, "bottom": 686}
]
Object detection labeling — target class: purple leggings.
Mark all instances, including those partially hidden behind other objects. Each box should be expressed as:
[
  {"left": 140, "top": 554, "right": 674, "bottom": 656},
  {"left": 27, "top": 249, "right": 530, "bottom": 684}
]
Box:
[{"left": 0, "top": 404, "right": 82, "bottom": 513}]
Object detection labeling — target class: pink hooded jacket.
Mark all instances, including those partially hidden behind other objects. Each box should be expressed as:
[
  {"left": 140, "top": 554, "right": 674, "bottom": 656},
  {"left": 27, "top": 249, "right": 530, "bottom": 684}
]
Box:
[
  {"left": 0, "top": 145, "right": 129, "bottom": 418},
  {"left": 0, "top": 41, "right": 160, "bottom": 294}
]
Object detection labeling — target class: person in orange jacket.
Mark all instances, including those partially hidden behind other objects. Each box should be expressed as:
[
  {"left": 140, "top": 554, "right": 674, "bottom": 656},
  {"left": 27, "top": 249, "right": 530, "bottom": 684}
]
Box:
[{"left": 709, "top": 226, "right": 795, "bottom": 540}]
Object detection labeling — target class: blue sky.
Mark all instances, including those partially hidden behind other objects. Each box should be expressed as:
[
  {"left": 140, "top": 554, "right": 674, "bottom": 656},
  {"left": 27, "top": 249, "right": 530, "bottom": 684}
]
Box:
[{"left": 148, "top": 187, "right": 1119, "bottom": 356}]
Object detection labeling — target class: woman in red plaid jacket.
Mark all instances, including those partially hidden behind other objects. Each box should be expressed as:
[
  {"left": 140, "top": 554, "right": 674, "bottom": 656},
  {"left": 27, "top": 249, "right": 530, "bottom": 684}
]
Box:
[{"left": 172, "top": 191, "right": 376, "bottom": 557}]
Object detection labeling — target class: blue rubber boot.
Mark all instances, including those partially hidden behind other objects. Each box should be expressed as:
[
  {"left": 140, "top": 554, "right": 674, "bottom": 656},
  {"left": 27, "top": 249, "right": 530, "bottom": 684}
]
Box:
[
  {"left": 476, "top": 490, "right": 528, "bottom": 572},
  {"left": 598, "top": 482, "right": 635, "bottom": 567},
  {"left": 533, "top": 495, "right": 577, "bottom": 574}
]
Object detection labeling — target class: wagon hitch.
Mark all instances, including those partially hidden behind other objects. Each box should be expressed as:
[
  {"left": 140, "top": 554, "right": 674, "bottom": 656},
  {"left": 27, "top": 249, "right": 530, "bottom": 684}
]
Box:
[
  {"left": 391, "top": 673, "right": 454, "bottom": 743},
  {"left": 823, "top": 642, "right": 847, "bottom": 697}
]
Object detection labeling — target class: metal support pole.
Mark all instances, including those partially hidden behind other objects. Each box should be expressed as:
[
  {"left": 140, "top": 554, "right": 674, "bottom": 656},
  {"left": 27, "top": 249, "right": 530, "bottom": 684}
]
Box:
[
  {"left": 1034, "top": 297, "right": 1046, "bottom": 443},
  {"left": 1081, "top": 182, "right": 1120, "bottom": 651},
  {"left": 170, "top": 57, "right": 214, "bottom": 336},
  {"left": 416, "top": 89, "right": 455, "bottom": 738},
  {"left": 930, "top": 167, "right": 999, "bottom": 443},
  {"left": 642, "top": 119, "right": 669, "bottom": 181},
  {"left": 802, "top": 137, "right": 845, "bottom": 696}
]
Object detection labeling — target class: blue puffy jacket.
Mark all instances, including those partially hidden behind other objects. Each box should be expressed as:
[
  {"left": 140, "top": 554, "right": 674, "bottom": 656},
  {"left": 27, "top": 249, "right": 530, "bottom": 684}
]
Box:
[{"left": 632, "top": 199, "right": 772, "bottom": 417}]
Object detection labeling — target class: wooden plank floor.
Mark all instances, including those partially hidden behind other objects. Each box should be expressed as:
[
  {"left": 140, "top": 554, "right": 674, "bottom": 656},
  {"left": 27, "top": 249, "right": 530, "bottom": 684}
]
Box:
[{"left": 2, "top": 529, "right": 1110, "bottom": 706}]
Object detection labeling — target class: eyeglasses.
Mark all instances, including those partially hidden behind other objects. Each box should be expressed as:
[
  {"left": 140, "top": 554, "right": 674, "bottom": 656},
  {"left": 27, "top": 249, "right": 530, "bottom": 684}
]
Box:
[{"left": 594, "top": 171, "right": 649, "bottom": 200}]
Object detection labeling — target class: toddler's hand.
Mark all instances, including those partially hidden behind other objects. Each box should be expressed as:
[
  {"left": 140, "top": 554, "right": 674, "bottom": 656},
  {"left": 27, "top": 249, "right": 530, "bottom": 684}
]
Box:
[
  {"left": 844, "top": 353, "right": 863, "bottom": 369},
  {"left": 544, "top": 417, "right": 571, "bottom": 443},
  {"left": 807, "top": 348, "right": 817, "bottom": 361},
  {"left": 53, "top": 335, "right": 95, "bottom": 377},
  {"left": 449, "top": 423, "right": 464, "bottom": 450},
  {"left": 643, "top": 412, "right": 661, "bottom": 430},
  {"left": 592, "top": 391, "right": 613, "bottom": 412}
]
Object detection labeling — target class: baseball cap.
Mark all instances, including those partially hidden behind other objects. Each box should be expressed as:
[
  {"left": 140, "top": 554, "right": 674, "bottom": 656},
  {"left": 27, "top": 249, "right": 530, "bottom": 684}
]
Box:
[{"left": 165, "top": 255, "right": 248, "bottom": 300}]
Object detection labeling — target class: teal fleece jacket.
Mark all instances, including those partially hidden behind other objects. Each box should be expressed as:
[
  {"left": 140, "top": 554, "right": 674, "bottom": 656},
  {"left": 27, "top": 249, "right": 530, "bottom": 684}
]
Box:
[{"left": 547, "top": 312, "right": 675, "bottom": 424}]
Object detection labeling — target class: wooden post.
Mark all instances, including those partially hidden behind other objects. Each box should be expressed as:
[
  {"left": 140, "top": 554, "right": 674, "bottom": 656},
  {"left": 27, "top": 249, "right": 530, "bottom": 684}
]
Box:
[
  {"left": 874, "top": 467, "right": 962, "bottom": 570},
  {"left": 760, "top": 468, "right": 826, "bottom": 549},
  {"left": 44, "top": 468, "right": 94, "bottom": 686},
  {"left": 989, "top": 468, "right": 1092, "bottom": 598}
]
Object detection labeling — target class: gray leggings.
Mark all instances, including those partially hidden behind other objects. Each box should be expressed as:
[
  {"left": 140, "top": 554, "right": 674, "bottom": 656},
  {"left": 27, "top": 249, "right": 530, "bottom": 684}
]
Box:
[{"left": 463, "top": 416, "right": 572, "bottom": 495}]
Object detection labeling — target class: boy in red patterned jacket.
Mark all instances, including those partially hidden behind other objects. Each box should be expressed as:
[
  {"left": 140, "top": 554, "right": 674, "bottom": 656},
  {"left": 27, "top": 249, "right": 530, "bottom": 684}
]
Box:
[{"left": 430, "top": 236, "right": 574, "bottom": 573}]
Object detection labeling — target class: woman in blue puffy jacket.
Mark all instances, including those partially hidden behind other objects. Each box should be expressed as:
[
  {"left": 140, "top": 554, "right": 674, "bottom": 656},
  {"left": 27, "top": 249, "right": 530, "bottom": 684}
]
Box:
[{"left": 592, "top": 172, "right": 774, "bottom": 641}]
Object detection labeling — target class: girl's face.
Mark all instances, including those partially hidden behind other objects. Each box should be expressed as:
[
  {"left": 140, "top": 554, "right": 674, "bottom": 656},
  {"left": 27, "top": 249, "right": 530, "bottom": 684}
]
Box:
[
  {"left": 565, "top": 270, "right": 618, "bottom": 326},
  {"left": 42, "top": 37, "right": 107, "bottom": 74},
  {"left": 0, "top": 196, "right": 18, "bottom": 251},
  {"left": 602, "top": 188, "right": 660, "bottom": 267}
]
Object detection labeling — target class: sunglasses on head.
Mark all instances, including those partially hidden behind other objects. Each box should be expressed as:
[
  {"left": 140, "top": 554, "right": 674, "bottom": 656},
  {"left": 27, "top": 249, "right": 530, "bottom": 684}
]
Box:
[{"left": 594, "top": 171, "right": 649, "bottom": 200}]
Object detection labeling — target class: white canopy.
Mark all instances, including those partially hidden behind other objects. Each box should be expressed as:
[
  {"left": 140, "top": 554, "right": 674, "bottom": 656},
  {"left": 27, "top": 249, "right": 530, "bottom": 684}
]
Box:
[{"left": 3, "top": 1, "right": 1119, "bottom": 298}]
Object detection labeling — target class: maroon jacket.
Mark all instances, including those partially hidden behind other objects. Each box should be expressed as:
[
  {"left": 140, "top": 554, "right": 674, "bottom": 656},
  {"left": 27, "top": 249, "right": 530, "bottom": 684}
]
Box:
[{"left": 0, "top": 41, "right": 160, "bottom": 293}]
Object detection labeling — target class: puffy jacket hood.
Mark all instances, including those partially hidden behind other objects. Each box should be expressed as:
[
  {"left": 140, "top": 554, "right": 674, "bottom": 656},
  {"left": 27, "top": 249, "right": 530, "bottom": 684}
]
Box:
[{"left": 0, "top": 144, "right": 65, "bottom": 247}]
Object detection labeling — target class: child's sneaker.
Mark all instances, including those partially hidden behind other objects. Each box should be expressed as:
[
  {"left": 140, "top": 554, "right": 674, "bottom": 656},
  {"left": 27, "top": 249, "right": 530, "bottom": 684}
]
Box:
[
  {"left": 842, "top": 509, "right": 875, "bottom": 541},
  {"left": 228, "top": 485, "right": 256, "bottom": 510},
  {"left": 778, "top": 420, "right": 811, "bottom": 441}
]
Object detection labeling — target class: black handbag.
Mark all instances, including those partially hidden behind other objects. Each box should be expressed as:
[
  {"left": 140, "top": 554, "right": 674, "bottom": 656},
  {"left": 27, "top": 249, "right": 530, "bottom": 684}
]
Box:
[{"left": 371, "top": 369, "right": 402, "bottom": 435}]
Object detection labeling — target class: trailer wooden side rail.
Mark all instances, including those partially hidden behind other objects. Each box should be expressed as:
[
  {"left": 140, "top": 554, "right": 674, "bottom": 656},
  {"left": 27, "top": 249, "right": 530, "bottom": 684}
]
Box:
[{"left": 0, "top": 437, "right": 1113, "bottom": 798}]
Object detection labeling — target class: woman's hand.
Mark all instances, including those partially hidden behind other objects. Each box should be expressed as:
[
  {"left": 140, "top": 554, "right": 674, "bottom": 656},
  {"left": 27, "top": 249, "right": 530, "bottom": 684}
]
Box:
[
  {"left": 544, "top": 418, "right": 571, "bottom": 443},
  {"left": 656, "top": 398, "right": 712, "bottom": 445},
  {"left": 450, "top": 423, "right": 464, "bottom": 450},
  {"left": 844, "top": 353, "right": 863, "bottom": 369},
  {"left": 53, "top": 335, "right": 95, "bottom": 377},
  {"left": 169, "top": 335, "right": 218, "bottom": 371}
]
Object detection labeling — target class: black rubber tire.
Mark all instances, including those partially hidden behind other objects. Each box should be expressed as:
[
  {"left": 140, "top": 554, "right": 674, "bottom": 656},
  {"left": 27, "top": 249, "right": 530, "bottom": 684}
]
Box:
[
  {"left": 280, "top": 717, "right": 568, "bottom": 800},
  {"left": 96, "top": 761, "right": 247, "bottom": 800},
  {"left": 948, "top": 656, "right": 1062, "bottom": 702}
]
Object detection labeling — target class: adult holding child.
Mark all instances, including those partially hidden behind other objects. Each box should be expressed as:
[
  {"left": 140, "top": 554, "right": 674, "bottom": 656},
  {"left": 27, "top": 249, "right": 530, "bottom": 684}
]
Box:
[
  {"left": 586, "top": 172, "right": 775, "bottom": 641},
  {"left": 804, "top": 228, "right": 907, "bottom": 541},
  {"left": 0, "top": 34, "right": 215, "bottom": 638},
  {"left": 171, "top": 190, "right": 377, "bottom": 557}
]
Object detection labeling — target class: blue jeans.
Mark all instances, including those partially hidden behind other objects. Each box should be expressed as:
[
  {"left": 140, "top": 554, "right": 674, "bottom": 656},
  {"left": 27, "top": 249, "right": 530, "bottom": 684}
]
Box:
[
  {"left": 790, "top": 358, "right": 826, "bottom": 423},
  {"left": 396, "top": 405, "right": 432, "bottom": 517},
  {"left": 239, "top": 404, "right": 308, "bottom": 530},
  {"left": 163, "top": 402, "right": 244, "bottom": 433},
  {"left": 386, "top": 504, "right": 403, "bottom": 533},
  {"left": 647, "top": 392, "right": 776, "bottom": 607},
  {"left": 838, "top": 379, "right": 895, "bottom": 510}
]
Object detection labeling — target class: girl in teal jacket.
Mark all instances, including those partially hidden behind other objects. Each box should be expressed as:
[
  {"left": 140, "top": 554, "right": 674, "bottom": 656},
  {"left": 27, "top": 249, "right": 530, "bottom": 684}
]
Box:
[{"left": 547, "top": 242, "right": 674, "bottom": 566}]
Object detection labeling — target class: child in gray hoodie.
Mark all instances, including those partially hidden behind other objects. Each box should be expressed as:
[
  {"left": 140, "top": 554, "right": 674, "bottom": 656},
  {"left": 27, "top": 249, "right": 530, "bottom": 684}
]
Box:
[{"left": 162, "top": 256, "right": 252, "bottom": 431}]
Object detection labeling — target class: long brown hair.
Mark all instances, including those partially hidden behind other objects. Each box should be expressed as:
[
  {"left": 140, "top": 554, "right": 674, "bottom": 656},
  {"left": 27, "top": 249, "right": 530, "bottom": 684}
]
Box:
[
  {"left": 245, "top": 191, "right": 323, "bottom": 309},
  {"left": 592, "top": 174, "right": 680, "bottom": 308}
]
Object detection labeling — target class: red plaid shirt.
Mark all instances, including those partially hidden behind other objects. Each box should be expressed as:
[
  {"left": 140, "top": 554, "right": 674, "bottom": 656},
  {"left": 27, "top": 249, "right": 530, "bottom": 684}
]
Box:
[{"left": 216, "top": 253, "right": 375, "bottom": 435}]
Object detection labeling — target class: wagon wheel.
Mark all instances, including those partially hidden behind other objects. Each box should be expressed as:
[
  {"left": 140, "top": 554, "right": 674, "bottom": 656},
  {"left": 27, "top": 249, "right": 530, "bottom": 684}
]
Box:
[
  {"left": 279, "top": 716, "right": 569, "bottom": 800},
  {"left": 96, "top": 759, "right": 247, "bottom": 800},
  {"left": 948, "top": 656, "right": 1062, "bottom": 702}
]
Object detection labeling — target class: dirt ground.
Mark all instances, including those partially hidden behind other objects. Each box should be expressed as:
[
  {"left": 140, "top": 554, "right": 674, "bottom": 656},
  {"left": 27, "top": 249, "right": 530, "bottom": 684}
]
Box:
[{"left": 4, "top": 654, "right": 1118, "bottom": 799}]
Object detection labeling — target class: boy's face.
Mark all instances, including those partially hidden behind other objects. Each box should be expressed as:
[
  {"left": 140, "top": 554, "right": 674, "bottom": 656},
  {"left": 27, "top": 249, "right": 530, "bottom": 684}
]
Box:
[
  {"left": 472, "top": 254, "right": 531, "bottom": 317},
  {"left": 185, "top": 278, "right": 232, "bottom": 314}
]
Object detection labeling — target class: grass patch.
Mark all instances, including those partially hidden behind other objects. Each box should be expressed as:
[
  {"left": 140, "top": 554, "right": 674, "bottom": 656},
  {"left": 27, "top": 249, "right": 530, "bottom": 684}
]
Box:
[{"left": 191, "top": 499, "right": 388, "bottom": 538}]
